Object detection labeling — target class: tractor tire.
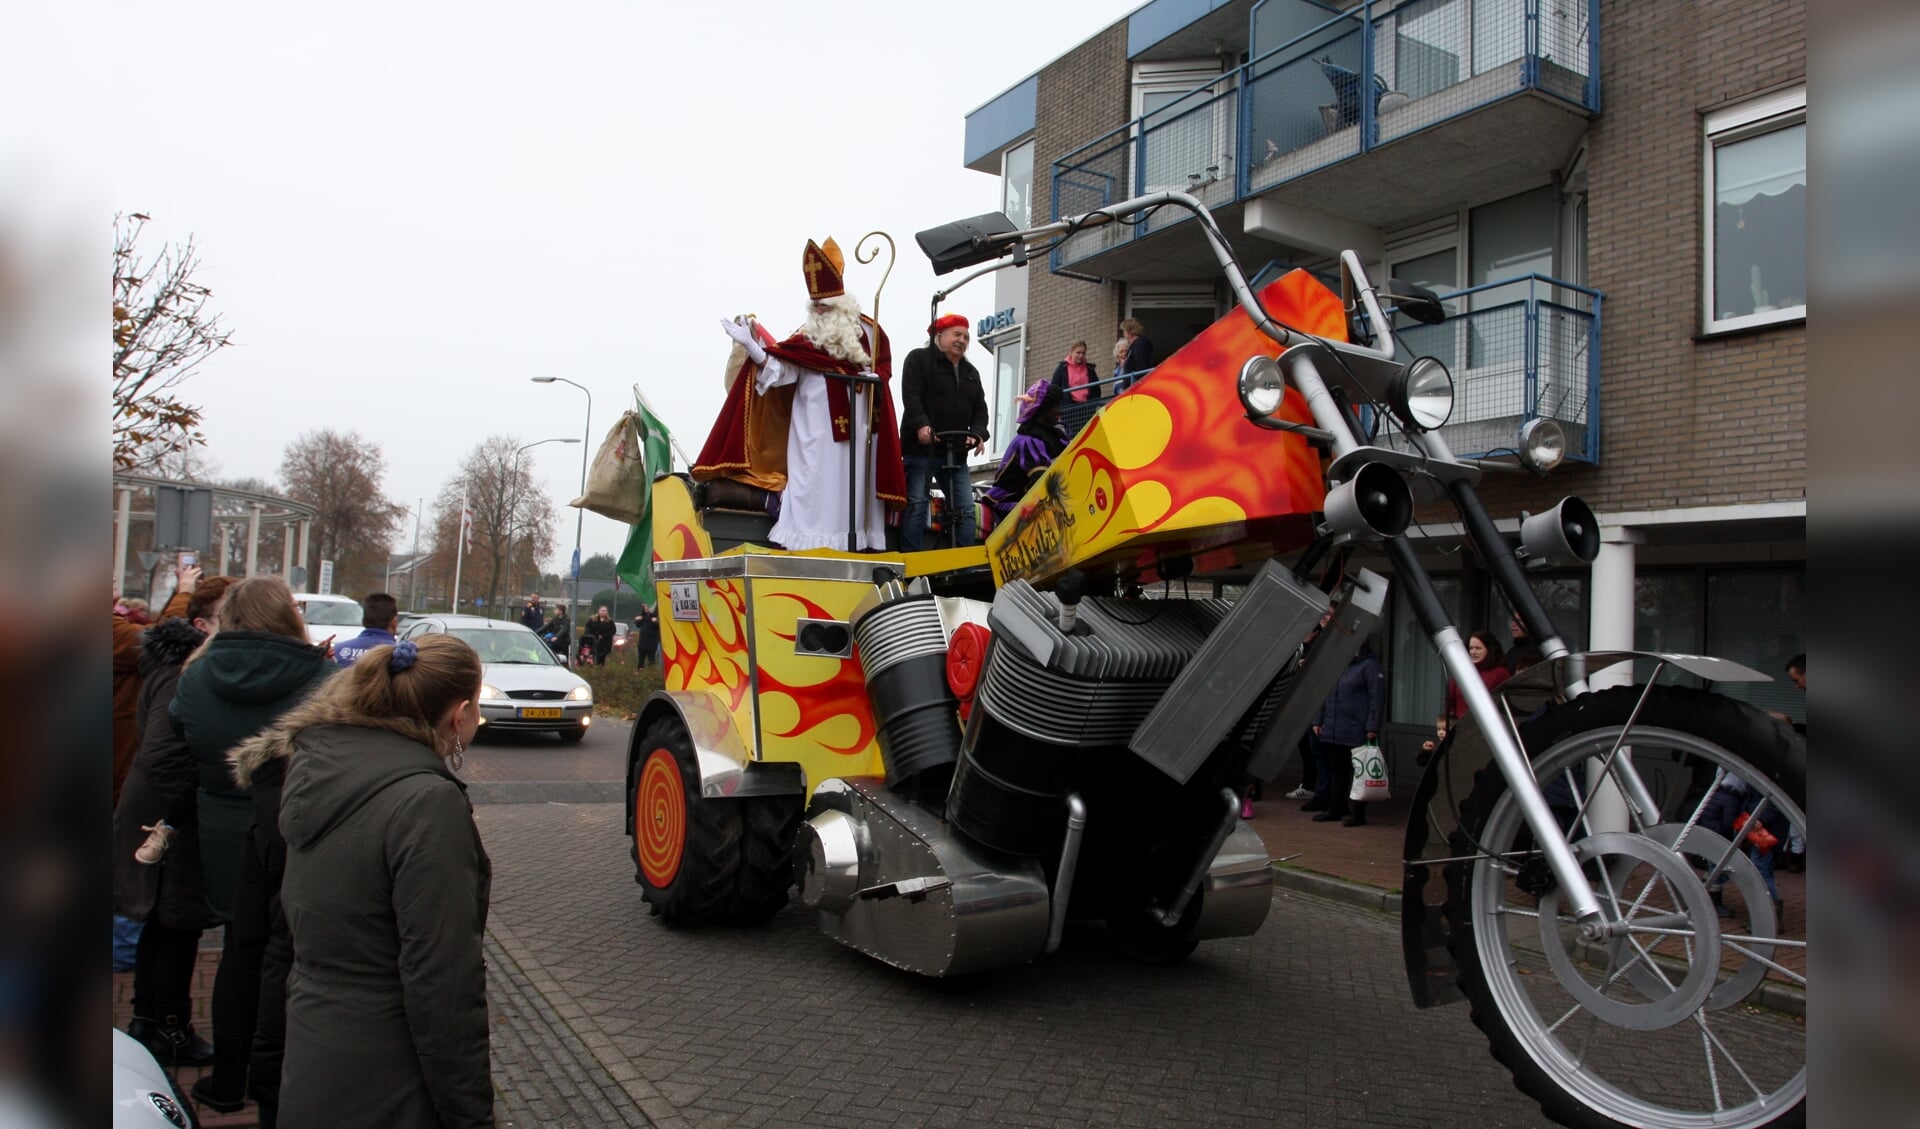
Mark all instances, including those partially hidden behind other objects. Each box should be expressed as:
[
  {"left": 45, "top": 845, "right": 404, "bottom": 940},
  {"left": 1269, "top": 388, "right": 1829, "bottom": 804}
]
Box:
[
  {"left": 1451, "top": 685, "right": 1805, "bottom": 1129},
  {"left": 725, "top": 796, "right": 802, "bottom": 924},
  {"left": 630, "top": 715, "right": 741, "bottom": 926}
]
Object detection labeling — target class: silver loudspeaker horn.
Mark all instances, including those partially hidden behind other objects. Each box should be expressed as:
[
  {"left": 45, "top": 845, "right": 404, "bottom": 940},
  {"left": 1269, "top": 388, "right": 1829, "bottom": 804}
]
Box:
[
  {"left": 1517, "top": 496, "right": 1600, "bottom": 564},
  {"left": 1322, "top": 463, "right": 1413, "bottom": 540}
]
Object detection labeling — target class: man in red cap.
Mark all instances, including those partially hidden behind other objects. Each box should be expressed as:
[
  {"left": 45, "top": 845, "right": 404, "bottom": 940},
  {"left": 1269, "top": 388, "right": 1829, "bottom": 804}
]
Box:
[
  {"left": 898, "top": 314, "right": 990, "bottom": 551},
  {"left": 706, "top": 237, "right": 905, "bottom": 550}
]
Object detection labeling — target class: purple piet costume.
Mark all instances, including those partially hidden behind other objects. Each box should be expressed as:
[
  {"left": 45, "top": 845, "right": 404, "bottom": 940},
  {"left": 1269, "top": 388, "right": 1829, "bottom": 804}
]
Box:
[{"left": 982, "top": 380, "right": 1069, "bottom": 522}]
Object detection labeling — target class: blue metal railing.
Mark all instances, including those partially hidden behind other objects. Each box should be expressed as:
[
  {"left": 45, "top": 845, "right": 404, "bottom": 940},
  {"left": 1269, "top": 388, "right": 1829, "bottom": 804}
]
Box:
[
  {"left": 1387, "top": 273, "right": 1601, "bottom": 463},
  {"left": 1051, "top": 0, "right": 1599, "bottom": 271}
]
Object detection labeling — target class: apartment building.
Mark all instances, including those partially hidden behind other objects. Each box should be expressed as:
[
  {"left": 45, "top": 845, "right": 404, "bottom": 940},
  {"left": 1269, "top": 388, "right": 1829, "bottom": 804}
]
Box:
[{"left": 957, "top": 0, "right": 1805, "bottom": 755}]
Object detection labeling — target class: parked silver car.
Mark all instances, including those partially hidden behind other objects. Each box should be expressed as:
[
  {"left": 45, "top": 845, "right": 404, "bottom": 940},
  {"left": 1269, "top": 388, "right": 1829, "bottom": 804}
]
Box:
[{"left": 400, "top": 614, "right": 593, "bottom": 742}]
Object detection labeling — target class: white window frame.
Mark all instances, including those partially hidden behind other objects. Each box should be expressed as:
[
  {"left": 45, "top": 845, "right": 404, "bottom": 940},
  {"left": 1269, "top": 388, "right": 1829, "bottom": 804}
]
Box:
[
  {"left": 982, "top": 326, "right": 1026, "bottom": 464},
  {"left": 1702, "top": 85, "right": 1807, "bottom": 335},
  {"left": 1131, "top": 61, "right": 1235, "bottom": 196},
  {"left": 1001, "top": 139, "right": 1035, "bottom": 231}
]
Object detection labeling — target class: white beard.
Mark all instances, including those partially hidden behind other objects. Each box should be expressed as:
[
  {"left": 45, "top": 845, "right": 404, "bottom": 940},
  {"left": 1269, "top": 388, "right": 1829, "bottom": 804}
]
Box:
[{"left": 800, "top": 295, "right": 869, "bottom": 366}]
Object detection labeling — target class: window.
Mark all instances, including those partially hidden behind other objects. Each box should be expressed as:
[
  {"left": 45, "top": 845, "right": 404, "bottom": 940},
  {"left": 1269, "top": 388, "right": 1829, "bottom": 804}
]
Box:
[
  {"left": 1132, "top": 63, "right": 1233, "bottom": 196},
  {"left": 1705, "top": 87, "right": 1806, "bottom": 333},
  {"left": 987, "top": 329, "right": 1025, "bottom": 460},
  {"left": 1002, "top": 141, "right": 1034, "bottom": 230}
]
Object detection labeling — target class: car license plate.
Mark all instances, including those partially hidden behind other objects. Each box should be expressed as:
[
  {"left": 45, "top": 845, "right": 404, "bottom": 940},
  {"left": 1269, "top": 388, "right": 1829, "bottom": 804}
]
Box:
[{"left": 518, "top": 707, "right": 563, "bottom": 719}]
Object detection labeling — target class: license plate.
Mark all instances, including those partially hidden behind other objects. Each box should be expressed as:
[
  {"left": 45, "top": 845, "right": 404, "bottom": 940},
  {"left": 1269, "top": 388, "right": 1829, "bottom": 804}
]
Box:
[{"left": 518, "top": 707, "right": 563, "bottom": 719}]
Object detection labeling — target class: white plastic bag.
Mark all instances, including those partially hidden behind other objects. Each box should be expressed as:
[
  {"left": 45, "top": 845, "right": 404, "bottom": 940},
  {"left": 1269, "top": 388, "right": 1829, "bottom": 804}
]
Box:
[{"left": 1349, "top": 743, "right": 1390, "bottom": 803}]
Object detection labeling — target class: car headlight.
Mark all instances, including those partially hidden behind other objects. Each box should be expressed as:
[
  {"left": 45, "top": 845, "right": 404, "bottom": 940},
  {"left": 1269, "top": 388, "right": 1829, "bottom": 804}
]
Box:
[
  {"left": 1390, "top": 356, "right": 1453, "bottom": 432},
  {"left": 1237, "top": 354, "right": 1287, "bottom": 427},
  {"left": 1518, "top": 417, "right": 1567, "bottom": 474},
  {"left": 568, "top": 685, "right": 591, "bottom": 701},
  {"left": 479, "top": 684, "right": 502, "bottom": 700}
]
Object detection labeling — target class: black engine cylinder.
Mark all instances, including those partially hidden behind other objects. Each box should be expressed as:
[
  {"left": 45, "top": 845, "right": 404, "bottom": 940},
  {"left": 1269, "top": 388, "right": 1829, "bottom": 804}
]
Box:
[{"left": 851, "top": 593, "right": 961, "bottom": 791}]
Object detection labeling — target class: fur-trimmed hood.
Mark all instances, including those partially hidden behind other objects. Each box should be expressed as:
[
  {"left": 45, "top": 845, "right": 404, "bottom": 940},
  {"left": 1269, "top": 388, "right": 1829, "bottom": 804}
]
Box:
[
  {"left": 228, "top": 686, "right": 439, "bottom": 789},
  {"left": 139, "top": 617, "right": 206, "bottom": 676}
]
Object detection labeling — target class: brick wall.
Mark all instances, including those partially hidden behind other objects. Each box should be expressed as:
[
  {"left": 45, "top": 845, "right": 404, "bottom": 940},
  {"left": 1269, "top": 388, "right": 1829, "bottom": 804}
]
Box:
[{"left": 1026, "top": 23, "right": 1129, "bottom": 386}]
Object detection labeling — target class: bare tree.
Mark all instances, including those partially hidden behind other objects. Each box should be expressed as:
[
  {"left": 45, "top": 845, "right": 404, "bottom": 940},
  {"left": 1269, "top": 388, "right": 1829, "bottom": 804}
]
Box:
[
  {"left": 280, "top": 430, "right": 405, "bottom": 597},
  {"left": 433, "top": 436, "right": 559, "bottom": 615},
  {"left": 112, "top": 213, "right": 235, "bottom": 470}
]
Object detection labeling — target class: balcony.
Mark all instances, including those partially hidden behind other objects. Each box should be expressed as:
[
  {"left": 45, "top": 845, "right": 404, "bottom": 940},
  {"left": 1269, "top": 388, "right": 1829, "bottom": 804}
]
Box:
[
  {"left": 1392, "top": 273, "right": 1601, "bottom": 463},
  {"left": 1052, "top": 0, "right": 1599, "bottom": 278}
]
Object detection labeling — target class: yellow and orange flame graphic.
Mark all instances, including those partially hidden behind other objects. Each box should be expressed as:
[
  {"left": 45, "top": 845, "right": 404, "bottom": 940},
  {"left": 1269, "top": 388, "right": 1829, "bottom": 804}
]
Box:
[{"left": 989, "top": 270, "right": 1340, "bottom": 587}]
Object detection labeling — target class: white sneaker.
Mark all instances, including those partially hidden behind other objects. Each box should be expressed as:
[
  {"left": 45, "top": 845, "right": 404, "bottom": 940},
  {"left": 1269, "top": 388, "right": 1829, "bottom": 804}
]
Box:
[
  {"left": 135, "top": 822, "right": 173, "bottom": 865},
  {"left": 1284, "top": 786, "right": 1313, "bottom": 800}
]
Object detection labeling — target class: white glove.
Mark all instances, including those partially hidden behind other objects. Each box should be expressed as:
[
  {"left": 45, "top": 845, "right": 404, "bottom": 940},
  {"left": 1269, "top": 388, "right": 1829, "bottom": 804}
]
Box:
[{"left": 720, "top": 317, "right": 767, "bottom": 365}]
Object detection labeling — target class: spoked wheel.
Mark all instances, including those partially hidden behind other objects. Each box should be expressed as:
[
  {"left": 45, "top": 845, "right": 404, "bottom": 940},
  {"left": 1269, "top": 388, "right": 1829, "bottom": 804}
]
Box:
[
  {"left": 631, "top": 717, "right": 741, "bottom": 925},
  {"left": 1454, "top": 686, "right": 1805, "bottom": 1129}
]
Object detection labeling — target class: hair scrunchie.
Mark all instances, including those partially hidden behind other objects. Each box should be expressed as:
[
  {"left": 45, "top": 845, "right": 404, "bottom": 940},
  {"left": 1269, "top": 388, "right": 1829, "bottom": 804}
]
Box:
[{"left": 389, "top": 639, "right": 419, "bottom": 673}]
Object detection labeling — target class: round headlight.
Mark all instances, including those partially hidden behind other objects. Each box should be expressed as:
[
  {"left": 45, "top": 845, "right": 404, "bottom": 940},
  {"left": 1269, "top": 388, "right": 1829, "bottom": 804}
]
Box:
[
  {"left": 568, "top": 685, "right": 591, "bottom": 701},
  {"left": 1238, "top": 354, "right": 1287, "bottom": 426},
  {"left": 1518, "top": 417, "right": 1567, "bottom": 474},
  {"left": 1393, "top": 356, "right": 1454, "bottom": 431},
  {"left": 479, "top": 683, "right": 502, "bottom": 700}
]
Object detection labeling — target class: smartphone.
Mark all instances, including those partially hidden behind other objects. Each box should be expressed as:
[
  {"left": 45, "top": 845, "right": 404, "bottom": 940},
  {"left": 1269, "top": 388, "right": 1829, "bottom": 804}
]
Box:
[{"left": 178, "top": 551, "right": 198, "bottom": 568}]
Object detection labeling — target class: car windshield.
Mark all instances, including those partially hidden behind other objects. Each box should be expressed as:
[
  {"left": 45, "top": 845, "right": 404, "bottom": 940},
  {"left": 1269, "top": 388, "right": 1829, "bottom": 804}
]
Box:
[
  {"left": 450, "top": 627, "right": 558, "bottom": 666},
  {"left": 301, "top": 600, "right": 364, "bottom": 627}
]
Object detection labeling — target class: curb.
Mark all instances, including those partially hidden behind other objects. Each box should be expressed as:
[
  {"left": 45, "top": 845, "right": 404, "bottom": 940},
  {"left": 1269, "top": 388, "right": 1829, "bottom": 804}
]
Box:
[
  {"left": 1270, "top": 863, "right": 1401, "bottom": 915},
  {"left": 1269, "top": 864, "right": 1808, "bottom": 1020}
]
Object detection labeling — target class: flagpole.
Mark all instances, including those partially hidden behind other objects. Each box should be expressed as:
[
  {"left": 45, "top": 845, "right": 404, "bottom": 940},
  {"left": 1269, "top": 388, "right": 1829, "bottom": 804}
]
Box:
[
  {"left": 632, "top": 383, "right": 695, "bottom": 471},
  {"left": 452, "top": 489, "right": 467, "bottom": 612}
]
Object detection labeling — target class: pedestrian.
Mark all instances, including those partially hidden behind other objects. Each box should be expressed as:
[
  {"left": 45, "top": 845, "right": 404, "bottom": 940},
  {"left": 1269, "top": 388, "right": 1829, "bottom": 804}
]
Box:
[
  {"left": 1283, "top": 611, "right": 1334, "bottom": 801},
  {"left": 1305, "top": 641, "right": 1384, "bottom": 827},
  {"left": 113, "top": 572, "right": 233, "bottom": 1067},
  {"left": 519, "top": 594, "right": 544, "bottom": 631},
  {"left": 271, "top": 635, "right": 492, "bottom": 1129},
  {"left": 1504, "top": 610, "right": 1541, "bottom": 672},
  {"left": 1420, "top": 630, "right": 1512, "bottom": 767},
  {"left": 1109, "top": 337, "right": 1130, "bottom": 391},
  {"left": 171, "top": 575, "right": 332, "bottom": 1119},
  {"left": 1048, "top": 341, "right": 1101, "bottom": 405},
  {"left": 981, "top": 380, "right": 1069, "bottom": 525},
  {"left": 1114, "top": 318, "right": 1154, "bottom": 393},
  {"left": 540, "top": 604, "right": 572, "bottom": 660},
  {"left": 899, "top": 313, "right": 991, "bottom": 551},
  {"left": 115, "top": 567, "right": 195, "bottom": 805},
  {"left": 331, "top": 592, "right": 400, "bottom": 667},
  {"left": 634, "top": 604, "right": 661, "bottom": 669},
  {"left": 585, "top": 606, "right": 615, "bottom": 666}
]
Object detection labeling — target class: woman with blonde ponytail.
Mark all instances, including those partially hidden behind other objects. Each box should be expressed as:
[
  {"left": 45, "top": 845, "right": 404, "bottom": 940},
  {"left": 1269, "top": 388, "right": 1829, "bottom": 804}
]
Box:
[{"left": 238, "top": 634, "right": 493, "bottom": 1129}]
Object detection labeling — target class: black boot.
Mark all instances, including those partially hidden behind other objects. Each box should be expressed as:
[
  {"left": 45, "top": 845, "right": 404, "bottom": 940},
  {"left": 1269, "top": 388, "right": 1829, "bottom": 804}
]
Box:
[
  {"left": 190, "top": 1073, "right": 248, "bottom": 1114},
  {"left": 127, "top": 1015, "right": 214, "bottom": 1067},
  {"left": 1709, "top": 888, "right": 1734, "bottom": 919}
]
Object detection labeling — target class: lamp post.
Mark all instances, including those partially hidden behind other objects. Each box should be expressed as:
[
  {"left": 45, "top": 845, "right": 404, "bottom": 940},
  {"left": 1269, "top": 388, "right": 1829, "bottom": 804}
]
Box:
[
  {"left": 508, "top": 437, "right": 579, "bottom": 620},
  {"left": 532, "top": 376, "right": 591, "bottom": 667}
]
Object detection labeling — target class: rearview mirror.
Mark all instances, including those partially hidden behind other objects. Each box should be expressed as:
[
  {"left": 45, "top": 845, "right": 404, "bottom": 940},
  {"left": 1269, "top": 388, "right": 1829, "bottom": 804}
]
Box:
[
  {"left": 915, "top": 212, "right": 1019, "bottom": 275},
  {"left": 1383, "top": 280, "right": 1447, "bottom": 325}
]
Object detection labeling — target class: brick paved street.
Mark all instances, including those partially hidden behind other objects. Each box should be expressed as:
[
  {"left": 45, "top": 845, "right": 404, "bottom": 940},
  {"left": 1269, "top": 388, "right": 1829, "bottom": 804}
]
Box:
[
  {"left": 477, "top": 792, "right": 1550, "bottom": 1128},
  {"left": 117, "top": 716, "right": 1799, "bottom": 1127}
]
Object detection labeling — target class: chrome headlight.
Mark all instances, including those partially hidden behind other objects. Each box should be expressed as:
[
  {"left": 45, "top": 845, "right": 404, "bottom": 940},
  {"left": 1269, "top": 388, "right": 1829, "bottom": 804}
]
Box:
[
  {"left": 1391, "top": 356, "right": 1454, "bottom": 432},
  {"left": 479, "top": 684, "right": 502, "bottom": 700},
  {"left": 568, "top": 685, "right": 591, "bottom": 701},
  {"left": 1518, "top": 417, "right": 1567, "bottom": 474},
  {"left": 1237, "top": 354, "right": 1287, "bottom": 428}
]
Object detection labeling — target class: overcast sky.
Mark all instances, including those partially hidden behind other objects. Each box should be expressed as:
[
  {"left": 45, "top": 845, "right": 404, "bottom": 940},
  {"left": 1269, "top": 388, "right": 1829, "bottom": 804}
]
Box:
[{"left": 83, "top": 0, "right": 1144, "bottom": 574}]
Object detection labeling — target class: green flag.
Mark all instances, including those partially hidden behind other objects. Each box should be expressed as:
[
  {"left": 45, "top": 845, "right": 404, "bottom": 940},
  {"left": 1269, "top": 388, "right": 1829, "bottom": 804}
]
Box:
[{"left": 615, "top": 397, "right": 674, "bottom": 605}]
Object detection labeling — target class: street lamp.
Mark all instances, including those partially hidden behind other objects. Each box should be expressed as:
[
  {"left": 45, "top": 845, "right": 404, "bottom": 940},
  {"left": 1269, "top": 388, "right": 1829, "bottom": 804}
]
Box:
[
  {"left": 508, "top": 437, "right": 579, "bottom": 618},
  {"left": 532, "top": 376, "right": 591, "bottom": 667}
]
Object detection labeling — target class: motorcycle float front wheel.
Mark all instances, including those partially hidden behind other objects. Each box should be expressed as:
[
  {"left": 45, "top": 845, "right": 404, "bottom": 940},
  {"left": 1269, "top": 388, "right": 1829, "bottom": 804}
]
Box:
[{"left": 1452, "top": 685, "right": 1805, "bottom": 1129}]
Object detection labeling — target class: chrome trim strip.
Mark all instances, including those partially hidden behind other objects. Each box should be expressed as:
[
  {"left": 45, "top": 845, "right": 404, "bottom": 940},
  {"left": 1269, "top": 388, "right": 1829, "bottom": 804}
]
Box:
[{"left": 657, "top": 553, "right": 907, "bottom": 583}]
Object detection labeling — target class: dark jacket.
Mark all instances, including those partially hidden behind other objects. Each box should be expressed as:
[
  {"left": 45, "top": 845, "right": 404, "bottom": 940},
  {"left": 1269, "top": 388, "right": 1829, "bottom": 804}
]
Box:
[
  {"left": 332, "top": 625, "right": 397, "bottom": 667},
  {"left": 274, "top": 715, "right": 491, "bottom": 1129},
  {"left": 1049, "top": 359, "right": 1102, "bottom": 404},
  {"left": 899, "top": 346, "right": 990, "bottom": 456},
  {"left": 1120, "top": 336, "right": 1155, "bottom": 377},
  {"left": 171, "top": 630, "right": 331, "bottom": 919},
  {"left": 519, "top": 603, "right": 544, "bottom": 630},
  {"left": 1314, "top": 650, "right": 1385, "bottom": 747},
  {"left": 113, "top": 589, "right": 191, "bottom": 805},
  {"left": 585, "top": 616, "right": 615, "bottom": 658},
  {"left": 112, "top": 617, "right": 217, "bottom": 929}
]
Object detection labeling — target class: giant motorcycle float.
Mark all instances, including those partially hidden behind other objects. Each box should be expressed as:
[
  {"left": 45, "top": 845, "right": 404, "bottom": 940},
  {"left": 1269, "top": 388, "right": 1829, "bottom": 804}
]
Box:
[{"left": 622, "top": 193, "right": 1805, "bottom": 1129}]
